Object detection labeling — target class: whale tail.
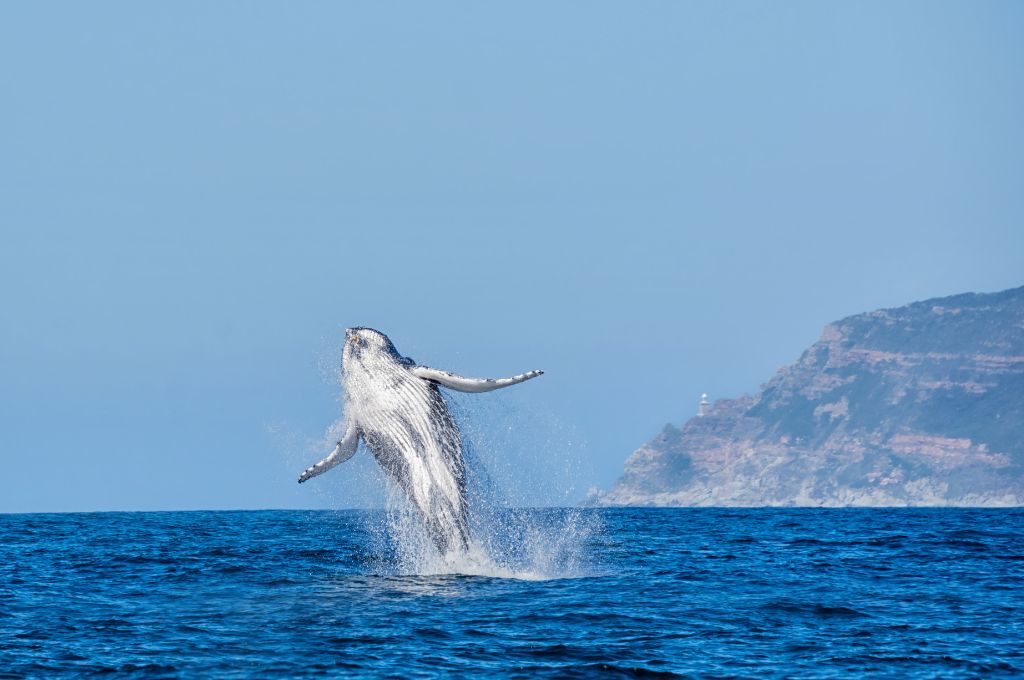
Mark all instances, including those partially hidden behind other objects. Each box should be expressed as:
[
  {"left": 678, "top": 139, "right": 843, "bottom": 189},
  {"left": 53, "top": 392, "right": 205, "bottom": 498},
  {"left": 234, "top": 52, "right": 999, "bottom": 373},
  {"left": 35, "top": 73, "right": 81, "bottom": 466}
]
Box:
[
  {"left": 405, "top": 474, "right": 471, "bottom": 557},
  {"left": 423, "top": 499, "right": 471, "bottom": 557},
  {"left": 424, "top": 513, "right": 470, "bottom": 557}
]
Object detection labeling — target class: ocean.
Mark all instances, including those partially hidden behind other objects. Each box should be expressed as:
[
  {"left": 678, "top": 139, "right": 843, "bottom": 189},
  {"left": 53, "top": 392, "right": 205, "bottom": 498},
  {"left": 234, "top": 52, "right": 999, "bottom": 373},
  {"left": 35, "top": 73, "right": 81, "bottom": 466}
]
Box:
[{"left": 2, "top": 508, "right": 1022, "bottom": 678}]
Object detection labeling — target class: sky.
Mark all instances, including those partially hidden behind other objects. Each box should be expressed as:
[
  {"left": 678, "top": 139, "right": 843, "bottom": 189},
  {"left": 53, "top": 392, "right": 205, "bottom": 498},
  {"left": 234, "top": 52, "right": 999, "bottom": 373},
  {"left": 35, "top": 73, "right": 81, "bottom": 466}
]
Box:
[{"left": 2, "top": 2, "right": 1022, "bottom": 512}]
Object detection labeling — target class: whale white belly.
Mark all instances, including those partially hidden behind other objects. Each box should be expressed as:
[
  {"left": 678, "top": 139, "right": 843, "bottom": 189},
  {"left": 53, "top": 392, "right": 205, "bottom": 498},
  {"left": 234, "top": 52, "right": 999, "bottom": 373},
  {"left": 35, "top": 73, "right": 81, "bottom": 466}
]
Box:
[{"left": 347, "top": 367, "right": 469, "bottom": 553}]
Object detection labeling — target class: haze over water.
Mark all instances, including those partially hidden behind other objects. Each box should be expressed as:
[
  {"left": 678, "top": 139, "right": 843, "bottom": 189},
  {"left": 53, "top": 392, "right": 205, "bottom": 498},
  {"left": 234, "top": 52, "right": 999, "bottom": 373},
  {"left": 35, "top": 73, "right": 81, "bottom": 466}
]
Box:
[{"left": 4, "top": 508, "right": 1022, "bottom": 677}]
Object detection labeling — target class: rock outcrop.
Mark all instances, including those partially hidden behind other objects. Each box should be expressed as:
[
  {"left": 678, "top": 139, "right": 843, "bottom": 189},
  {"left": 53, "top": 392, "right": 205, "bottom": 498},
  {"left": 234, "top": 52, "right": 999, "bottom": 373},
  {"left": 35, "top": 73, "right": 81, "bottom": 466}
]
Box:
[{"left": 598, "top": 286, "right": 1024, "bottom": 506}]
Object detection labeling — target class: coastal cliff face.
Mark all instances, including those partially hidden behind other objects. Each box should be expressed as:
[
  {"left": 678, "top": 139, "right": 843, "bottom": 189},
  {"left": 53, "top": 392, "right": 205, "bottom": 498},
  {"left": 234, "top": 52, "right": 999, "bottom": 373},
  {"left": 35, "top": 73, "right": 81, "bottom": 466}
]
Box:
[{"left": 598, "top": 286, "right": 1024, "bottom": 507}]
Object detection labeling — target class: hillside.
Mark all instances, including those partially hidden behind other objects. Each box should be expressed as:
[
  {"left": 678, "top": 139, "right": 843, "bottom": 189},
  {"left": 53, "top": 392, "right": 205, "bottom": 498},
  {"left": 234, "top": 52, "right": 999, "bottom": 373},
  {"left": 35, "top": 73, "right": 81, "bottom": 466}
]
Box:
[{"left": 597, "top": 286, "right": 1024, "bottom": 506}]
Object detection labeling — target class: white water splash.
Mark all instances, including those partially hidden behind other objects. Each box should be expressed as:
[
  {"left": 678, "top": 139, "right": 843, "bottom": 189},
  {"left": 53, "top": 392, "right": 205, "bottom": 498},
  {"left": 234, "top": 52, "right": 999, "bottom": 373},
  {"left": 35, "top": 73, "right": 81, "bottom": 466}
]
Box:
[
  {"left": 342, "top": 394, "right": 599, "bottom": 581},
  {"left": 367, "top": 478, "right": 600, "bottom": 580}
]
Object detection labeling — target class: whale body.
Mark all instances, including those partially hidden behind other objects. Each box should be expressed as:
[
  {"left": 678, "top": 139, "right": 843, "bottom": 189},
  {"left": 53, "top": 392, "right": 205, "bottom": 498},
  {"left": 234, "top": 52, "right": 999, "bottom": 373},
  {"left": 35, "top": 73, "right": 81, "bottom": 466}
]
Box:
[{"left": 299, "top": 327, "right": 543, "bottom": 556}]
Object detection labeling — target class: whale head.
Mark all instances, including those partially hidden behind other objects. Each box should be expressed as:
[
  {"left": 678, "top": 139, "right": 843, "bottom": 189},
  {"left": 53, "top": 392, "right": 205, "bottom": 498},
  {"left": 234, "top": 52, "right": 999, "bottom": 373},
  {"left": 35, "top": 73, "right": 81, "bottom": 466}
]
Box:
[{"left": 343, "top": 327, "right": 412, "bottom": 373}]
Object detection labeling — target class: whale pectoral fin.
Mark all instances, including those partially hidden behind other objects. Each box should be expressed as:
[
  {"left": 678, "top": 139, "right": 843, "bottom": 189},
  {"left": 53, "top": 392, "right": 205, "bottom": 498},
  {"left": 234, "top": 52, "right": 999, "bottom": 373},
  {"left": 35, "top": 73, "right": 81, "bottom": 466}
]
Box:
[
  {"left": 411, "top": 366, "right": 544, "bottom": 393},
  {"left": 298, "top": 422, "right": 360, "bottom": 484}
]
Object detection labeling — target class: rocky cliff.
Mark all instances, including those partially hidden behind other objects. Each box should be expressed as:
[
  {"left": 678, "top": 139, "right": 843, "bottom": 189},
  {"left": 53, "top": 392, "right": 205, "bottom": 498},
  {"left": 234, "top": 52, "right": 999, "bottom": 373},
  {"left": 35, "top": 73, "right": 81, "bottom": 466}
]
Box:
[{"left": 598, "top": 286, "right": 1024, "bottom": 507}]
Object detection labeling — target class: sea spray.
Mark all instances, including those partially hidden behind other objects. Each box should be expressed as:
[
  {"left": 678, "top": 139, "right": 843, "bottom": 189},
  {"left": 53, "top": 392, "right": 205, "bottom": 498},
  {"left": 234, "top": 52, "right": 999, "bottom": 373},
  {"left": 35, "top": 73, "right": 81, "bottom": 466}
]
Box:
[
  {"left": 342, "top": 395, "right": 600, "bottom": 579},
  {"left": 367, "top": 484, "right": 601, "bottom": 580},
  {"left": 282, "top": 417, "right": 598, "bottom": 578}
]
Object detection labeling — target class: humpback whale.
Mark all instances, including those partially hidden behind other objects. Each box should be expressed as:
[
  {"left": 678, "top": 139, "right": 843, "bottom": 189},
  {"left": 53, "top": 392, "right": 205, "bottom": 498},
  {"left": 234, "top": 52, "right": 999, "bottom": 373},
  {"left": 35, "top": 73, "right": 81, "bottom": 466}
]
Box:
[{"left": 299, "top": 327, "right": 543, "bottom": 556}]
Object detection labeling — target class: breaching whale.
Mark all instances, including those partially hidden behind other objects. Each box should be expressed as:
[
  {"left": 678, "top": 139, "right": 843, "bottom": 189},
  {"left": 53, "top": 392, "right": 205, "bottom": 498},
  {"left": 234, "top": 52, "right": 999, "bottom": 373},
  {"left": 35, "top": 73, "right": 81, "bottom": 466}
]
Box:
[{"left": 299, "top": 327, "right": 543, "bottom": 556}]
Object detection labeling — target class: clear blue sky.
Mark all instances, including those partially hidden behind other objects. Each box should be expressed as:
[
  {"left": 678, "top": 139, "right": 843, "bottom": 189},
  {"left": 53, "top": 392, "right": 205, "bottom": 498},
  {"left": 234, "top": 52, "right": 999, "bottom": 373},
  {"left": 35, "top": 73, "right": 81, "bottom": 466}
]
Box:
[{"left": 2, "top": 2, "right": 1022, "bottom": 512}]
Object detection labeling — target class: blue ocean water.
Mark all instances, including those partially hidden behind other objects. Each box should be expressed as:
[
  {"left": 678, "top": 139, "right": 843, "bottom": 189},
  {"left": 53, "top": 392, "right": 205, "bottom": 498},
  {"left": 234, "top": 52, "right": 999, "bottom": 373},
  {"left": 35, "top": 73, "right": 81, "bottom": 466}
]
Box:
[{"left": 2, "top": 508, "right": 1022, "bottom": 678}]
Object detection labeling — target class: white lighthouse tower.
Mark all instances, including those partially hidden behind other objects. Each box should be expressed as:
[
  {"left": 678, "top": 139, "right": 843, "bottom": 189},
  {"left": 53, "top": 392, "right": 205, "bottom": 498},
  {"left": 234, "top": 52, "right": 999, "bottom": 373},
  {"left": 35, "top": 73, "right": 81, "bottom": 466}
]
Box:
[{"left": 698, "top": 393, "right": 710, "bottom": 417}]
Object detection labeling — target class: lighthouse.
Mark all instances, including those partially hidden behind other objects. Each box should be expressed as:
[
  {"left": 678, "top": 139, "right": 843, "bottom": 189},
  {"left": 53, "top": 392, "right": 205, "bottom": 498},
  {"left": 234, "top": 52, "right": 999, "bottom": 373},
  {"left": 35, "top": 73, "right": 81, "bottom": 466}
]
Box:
[{"left": 698, "top": 393, "right": 710, "bottom": 417}]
